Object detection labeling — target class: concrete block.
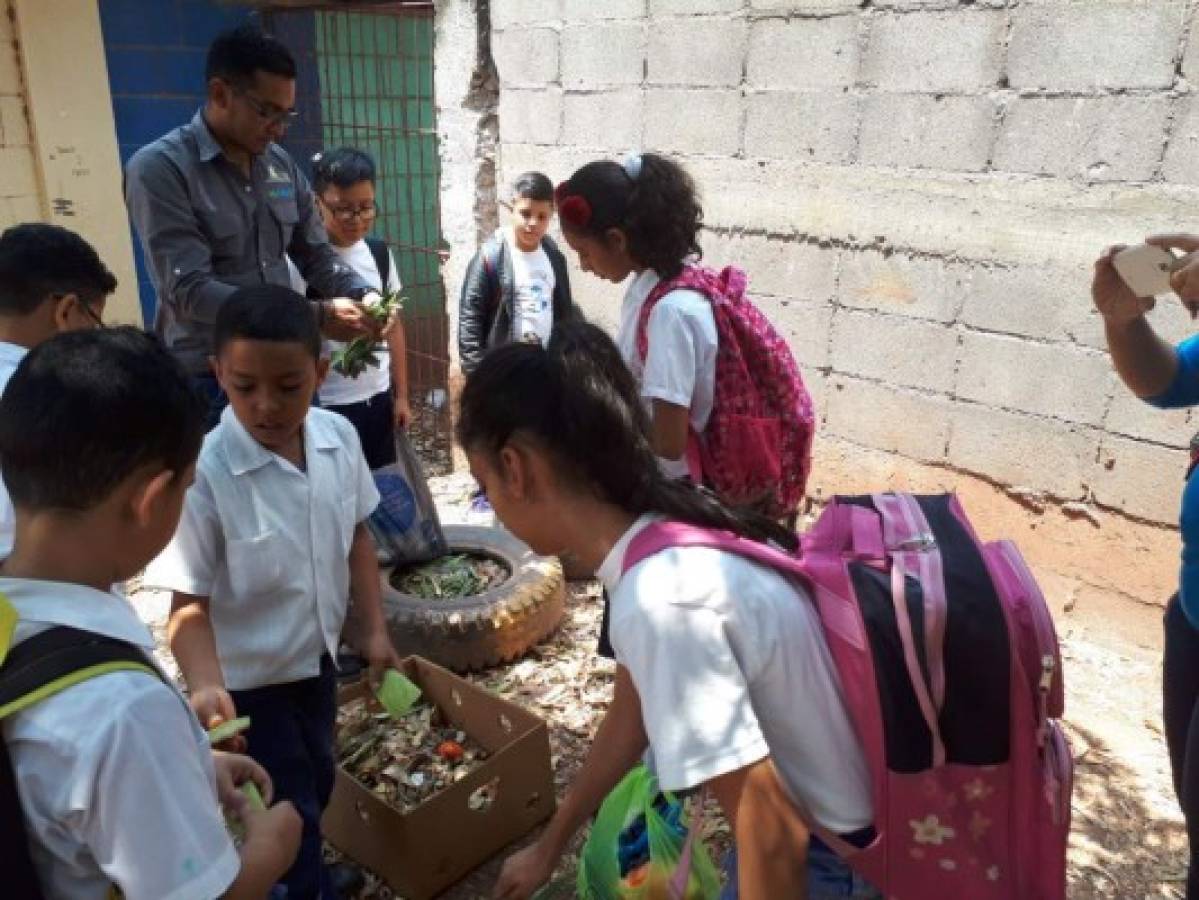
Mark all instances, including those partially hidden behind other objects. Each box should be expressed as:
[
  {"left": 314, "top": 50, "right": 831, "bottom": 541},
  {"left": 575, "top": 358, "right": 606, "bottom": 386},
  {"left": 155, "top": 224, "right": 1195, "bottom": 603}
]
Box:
[
  {"left": 1163, "top": 96, "right": 1199, "bottom": 187},
  {"left": 498, "top": 88, "right": 562, "bottom": 145},
  {"left": 994, "top": 97, "right": 1171, "bottom": 183},
  {"left": 701, "top": 231, "right": 839, "bottom": 302},
  {"left": 648, "top": 17, "right": 748, "bottom": 87},
  {"left": 745, "top": 91, "right": 858, "bottom": 163},
  {"left": 829, "top": 309, "right": 959, "bottom": 392},
  {"left": 947, "top": 403, "right": 1096, "bottom": 500},
  {"left": 0, "top": 95, "right": 30, "bottom": 148},
  {"left": 747, "top": 17, "right": 860, "bottom": 90},
  {"left": 826, "top": 376, "right": 952, "bottom": 463},
  {"left": 492, "top": 0, "right": 561, "bottom": 28},
  {"left": 1008, "top": 4, "right": 1182, "bottom": 92},
  {"left": 492, "top": 27, "right": 560, "bottom": 87},
  {"left": 561, "top": 0, "right": 645, "bottom": 19},
  {"left": 653, "top": 0, "right": 742, "bottom": 13},
  {"left": 956, "top": 331, "right": 1114, "bottom": 427},
  {"left": 1104, "top": 389, "right": 1194, "bottom": 448},
  {"left": 838, "top": 249, "right": 966, "bottom": 323},
  {"left": 561, "top": 22, "right": 645, "bottom": 88},
  {"left": 959, "top": 262, "right": 1097, "bottom": 346},
  {"left": 1094, "top": 434, "right": 1185, "bottom": 525},
  {"left": 858, "top": 94, "right": 995, "bottom": 173},
  {"left": 769, "top": 298, "right": 833, "bottom": 371},
  {"left": 862, "top": 11, "right": 1005, "bottom": 93},
  {"left": 645, "top": 89, "right": 741, "bottom": 155},
  {"left": 562, "top": 90, "right": 643, "bottom": 151},
  {"left": 749, "top": 0, "right": 858, "bottom": 9}
]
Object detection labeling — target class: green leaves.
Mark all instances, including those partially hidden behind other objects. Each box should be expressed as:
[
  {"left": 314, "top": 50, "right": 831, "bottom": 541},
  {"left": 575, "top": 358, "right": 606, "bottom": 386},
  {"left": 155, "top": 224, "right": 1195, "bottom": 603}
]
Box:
[{"left": 331, "top": 289, "right": 405, "bottom": 378}]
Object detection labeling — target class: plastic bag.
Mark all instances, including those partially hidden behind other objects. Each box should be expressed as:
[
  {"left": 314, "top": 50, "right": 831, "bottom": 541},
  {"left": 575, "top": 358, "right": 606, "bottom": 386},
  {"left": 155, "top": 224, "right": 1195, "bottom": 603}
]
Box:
[
  {"left": 367, "top": 430, "right": 448, "bottom": 566},
  {"left": 578, "top": 764, "right": 721, "bottom": 900}
]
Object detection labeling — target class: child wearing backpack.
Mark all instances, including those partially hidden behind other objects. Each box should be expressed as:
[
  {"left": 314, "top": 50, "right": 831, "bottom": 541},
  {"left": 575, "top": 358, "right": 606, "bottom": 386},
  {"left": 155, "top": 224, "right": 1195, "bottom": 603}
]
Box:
[
  {"left": 0, "top": 223, "right": 118, "bottom": 559},
  {"left": 0, "top": 327, "right": 301, "bottom": 898},
  {"left": 475, "top": 323, "right": 877, "bottom": 900},
  {"left": 553, "top": 154, "right": 813, "bottom": 520},
  {"left": 290, "top": 146, "right": 411, "bottom": 470},
  {"left": 145, "top": 285, "right": 404, "bottom": 899},
  {"left": 458, "top": 171, "right": 577, "bottom": 374}
]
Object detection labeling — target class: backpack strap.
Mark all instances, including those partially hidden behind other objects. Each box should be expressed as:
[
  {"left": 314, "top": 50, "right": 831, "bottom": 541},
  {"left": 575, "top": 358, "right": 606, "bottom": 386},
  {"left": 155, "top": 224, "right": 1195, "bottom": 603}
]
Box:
[
  {"left": 365, "top": 237, "right": 391, "bottom": 293},
  {"left": 0, "top": 626, "right": 160, "bottom": 720},
  {"left": 0, "top": 625, "right": 160, "bottom": 900}
]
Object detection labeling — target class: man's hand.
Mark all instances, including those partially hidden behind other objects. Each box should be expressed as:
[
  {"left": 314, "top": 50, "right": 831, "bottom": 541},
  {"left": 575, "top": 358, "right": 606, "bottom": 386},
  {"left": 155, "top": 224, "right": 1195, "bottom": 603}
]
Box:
[
  {"left": 322, "top": 298, "right": 383, "bottom": 343},
  {"left": 212, "top": 750, "right": 274, "bottom": 809},
  {"left": 1149, "top": 234, "right": 1199, "bottom": 316},
  {"left": 393, "top": 393, "right": 413, "bottom": 430},
  {"left": 1093, "top": 245, "right": 1156, "bottom": 325}
]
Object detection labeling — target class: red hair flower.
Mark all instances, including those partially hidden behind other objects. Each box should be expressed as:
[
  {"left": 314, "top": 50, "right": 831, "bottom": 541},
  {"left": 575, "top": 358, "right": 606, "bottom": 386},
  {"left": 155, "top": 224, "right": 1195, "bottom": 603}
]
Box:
[{"left": 557, "top": 194, "right": 592, "bottom": 229}]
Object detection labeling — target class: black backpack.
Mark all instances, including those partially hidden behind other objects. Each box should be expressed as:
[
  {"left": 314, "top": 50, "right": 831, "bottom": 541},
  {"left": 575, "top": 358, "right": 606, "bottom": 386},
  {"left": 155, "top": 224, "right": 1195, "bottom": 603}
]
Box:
[{"left": 0, "top": 626, "right": 160, "bottom": 899}]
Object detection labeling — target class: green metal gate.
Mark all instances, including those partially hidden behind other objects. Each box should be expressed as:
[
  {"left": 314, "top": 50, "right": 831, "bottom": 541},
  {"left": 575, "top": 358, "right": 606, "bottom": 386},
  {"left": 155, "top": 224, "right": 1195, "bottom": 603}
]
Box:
[{"left": 264, "top": 2, "right": 450, "bottom": 473}]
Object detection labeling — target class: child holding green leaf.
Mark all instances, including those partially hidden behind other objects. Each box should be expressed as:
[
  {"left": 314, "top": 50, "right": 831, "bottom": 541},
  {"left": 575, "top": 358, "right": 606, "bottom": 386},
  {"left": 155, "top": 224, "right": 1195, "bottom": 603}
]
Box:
[{"left": 146, "top": 286, "right": 404, "bottom": 899}]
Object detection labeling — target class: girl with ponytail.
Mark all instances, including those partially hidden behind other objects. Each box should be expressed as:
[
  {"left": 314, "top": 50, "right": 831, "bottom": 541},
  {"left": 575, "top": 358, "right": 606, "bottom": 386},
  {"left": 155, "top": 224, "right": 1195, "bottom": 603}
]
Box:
[{"left": 476, "top": 323, "right": 877, "bottom": 900}]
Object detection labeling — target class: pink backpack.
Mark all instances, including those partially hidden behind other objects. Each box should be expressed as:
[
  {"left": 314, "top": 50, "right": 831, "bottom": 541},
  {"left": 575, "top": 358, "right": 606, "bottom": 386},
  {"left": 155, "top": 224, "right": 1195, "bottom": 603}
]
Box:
[
  {"left": 636, "top": 264, "right": 814, "bottom": 519},
  {"left": 623, "top": 493, "right": 1072, "bottom": 900}
]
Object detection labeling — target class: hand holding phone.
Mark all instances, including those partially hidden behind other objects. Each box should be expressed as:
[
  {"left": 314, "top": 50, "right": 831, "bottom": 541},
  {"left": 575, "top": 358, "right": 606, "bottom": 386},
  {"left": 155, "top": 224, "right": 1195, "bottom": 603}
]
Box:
[{"left": 1112, "top": 243, "right": 1178, "bottom": 299}]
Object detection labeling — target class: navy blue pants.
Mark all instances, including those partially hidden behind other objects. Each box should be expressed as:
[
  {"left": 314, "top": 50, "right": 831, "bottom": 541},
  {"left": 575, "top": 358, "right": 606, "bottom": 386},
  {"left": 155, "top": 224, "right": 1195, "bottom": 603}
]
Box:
[
  {"left": 1164, "top": 594, "right": 1199, "bottom": 899},
  {"left": 326, "top": 389, "right": 397, "bottom": 471},
  {"left": 232, "top": 657, "right": 338, "bottom": 900}
]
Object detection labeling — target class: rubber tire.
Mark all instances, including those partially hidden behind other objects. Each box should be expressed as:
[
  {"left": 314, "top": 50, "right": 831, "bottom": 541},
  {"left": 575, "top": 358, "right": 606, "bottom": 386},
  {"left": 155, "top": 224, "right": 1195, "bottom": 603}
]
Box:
[{"left": 380, "top": 524, "right": 566, "bottom": 672}]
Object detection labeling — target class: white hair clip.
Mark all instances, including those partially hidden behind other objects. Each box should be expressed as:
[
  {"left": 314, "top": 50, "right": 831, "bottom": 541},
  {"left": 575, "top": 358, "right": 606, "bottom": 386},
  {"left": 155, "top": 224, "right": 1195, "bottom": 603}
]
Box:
[{"left": 622, "top": 152, "right": 643, "bottom": 181}]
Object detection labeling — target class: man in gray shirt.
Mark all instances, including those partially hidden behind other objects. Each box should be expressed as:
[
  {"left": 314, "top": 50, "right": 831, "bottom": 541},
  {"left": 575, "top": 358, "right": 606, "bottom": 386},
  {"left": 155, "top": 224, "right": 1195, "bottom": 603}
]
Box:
[{"left": 125, "top": 25, "right": 382, "bottom": 426}]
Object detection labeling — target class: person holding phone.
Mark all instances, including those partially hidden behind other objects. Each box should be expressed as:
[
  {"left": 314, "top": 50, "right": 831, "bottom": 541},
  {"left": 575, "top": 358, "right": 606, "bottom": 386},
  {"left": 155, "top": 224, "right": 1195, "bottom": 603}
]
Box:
[{"left": 1095, "top": 233, "right": 1199, "bottom": 898}]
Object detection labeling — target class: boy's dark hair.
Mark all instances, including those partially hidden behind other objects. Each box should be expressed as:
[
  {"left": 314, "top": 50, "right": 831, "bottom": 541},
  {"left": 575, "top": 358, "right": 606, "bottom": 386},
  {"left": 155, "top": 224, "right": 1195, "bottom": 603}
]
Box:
[
  {"left": 0, "top": 223, "right": 117, "bottom": 316},
  {"left": 213, "top": 285, "right": 321, "bottom": 360},
  {"left": 0, "top": 327, "right": 205, "bottom": 513},
  {"left": 554, "top": 154, "right": 702, "bottom": 279},
  {"left": 457, "top": 321, "right": 795, "bottom": 551},
  {"left": 206, "top": 23, "right": 296, "bottom": 87},
  {"left": 512, "top": 171, "right": 554, "bottom": 204},
  {"left": 312, "top": 147, "right": 377, "bottom": 194}
]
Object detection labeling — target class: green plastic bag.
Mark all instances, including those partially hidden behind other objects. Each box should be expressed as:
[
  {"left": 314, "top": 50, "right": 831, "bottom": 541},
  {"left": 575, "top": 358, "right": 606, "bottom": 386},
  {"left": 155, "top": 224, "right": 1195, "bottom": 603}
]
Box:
[
  {"left": 376, "top": 668, "right": 422, "bottom": 719},
  {"left": 578, "top": 764, "right": 721, "bottom": 900}
]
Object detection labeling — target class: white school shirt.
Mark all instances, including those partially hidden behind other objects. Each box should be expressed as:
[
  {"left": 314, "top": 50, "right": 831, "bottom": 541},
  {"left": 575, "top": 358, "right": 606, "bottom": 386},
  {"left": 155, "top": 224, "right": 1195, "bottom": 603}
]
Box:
[
  {"left": 288, "top": 239, "right": 402, "bottom": 407},
  {"left": 615, "top": 270, "right": 718, "bottom": 479},
  {"left": 598, "top": 515, "right": 875, "bottom": 835},
  {"left": 0, "top": 577, "right": 239, "bottom": 899},
  {"left": 0, "top": 341, "right": 27, "bottom": 559},
  {"left": 504, "top": 230, "right": 556, "bottom": 347},
  {"left": 144, "top": 406, "right": 380, "bottom": 691}
]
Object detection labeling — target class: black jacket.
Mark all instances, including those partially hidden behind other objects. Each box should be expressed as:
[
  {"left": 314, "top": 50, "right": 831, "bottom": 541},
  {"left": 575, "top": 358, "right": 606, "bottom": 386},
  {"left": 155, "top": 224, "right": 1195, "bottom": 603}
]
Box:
[{"left": 458, "top": 231, "right": 576, "bottom": 373}]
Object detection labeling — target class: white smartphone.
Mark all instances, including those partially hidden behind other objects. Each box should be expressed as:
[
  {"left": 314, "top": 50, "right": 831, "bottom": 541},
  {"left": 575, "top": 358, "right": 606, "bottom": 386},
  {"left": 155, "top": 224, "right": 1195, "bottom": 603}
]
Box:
[{"left": 1113, "top": 244, "right": 1178, "bottom": 298}]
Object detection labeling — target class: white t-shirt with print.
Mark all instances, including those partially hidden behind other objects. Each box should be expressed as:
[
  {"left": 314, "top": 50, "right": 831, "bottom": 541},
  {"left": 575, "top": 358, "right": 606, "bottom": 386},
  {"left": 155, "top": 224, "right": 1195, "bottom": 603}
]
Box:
[
  {"left": 598, "top": 514, "right": 875, "bottom": 835},
  {"left": 616, "top": 269, "right": 718, "bottom": 479},
  {"left": 288, "top": 239, "right": 402, "bottom": 407},
  {"left": 505, "top": 232, "right": 556, "bottom": 347},
  {"left": 0, "top": 341, "right": 28, "bottom": 559}
]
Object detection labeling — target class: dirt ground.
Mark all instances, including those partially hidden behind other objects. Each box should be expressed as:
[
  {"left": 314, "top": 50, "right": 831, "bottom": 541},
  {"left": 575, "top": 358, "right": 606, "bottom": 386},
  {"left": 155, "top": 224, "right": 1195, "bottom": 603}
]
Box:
[{"left": 130, "top": 472, "right": 1192, "bottom": 899}]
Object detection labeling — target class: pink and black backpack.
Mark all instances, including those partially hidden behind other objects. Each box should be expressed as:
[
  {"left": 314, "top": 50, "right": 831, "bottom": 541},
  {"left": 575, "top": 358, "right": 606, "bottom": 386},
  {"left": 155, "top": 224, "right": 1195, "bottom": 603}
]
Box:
[
  {"left": 623, "top": 493, "right": 1072, "bottom": 900},
  {"left": 635, "top": 264, "right": 814, "bottom": 520}
]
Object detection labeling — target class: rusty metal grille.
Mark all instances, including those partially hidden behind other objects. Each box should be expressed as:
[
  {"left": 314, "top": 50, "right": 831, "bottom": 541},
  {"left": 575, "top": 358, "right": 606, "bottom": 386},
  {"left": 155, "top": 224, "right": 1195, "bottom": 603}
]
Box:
[{"left": 264, "top": 2, "right": 451, "bottom": 475}]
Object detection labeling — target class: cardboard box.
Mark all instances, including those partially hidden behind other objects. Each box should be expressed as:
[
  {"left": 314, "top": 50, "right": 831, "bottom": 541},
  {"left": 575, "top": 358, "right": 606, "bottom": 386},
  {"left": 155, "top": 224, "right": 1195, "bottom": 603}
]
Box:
[{"left": 322, "top": 656, "right": 556, "bottom": 899}]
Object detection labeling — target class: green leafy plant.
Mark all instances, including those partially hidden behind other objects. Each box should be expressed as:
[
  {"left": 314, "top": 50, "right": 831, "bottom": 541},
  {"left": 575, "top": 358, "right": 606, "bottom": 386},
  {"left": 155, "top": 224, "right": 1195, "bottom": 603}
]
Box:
[{"left": 331, "top": 289, "right": 404, "bottom": 378}]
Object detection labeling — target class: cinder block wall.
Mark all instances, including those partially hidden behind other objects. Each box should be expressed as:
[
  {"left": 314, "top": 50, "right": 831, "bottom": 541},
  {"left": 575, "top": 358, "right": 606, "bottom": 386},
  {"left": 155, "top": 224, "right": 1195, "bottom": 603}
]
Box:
[{"left": 483, "top": 0, "right": 1199, "bottom": 619}]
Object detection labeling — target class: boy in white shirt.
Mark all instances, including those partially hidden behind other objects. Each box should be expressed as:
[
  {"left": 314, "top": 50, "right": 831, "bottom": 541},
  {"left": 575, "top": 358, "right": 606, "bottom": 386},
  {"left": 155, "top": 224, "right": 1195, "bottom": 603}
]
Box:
[
  {"left": 0, "top": 327, "right": 301, "bottom": 899},
  {"left": 147, "top": 285, "right": 403, "bottom": 898},
  {"left": 0, "top": 223, "right": 118, "bottom": 559},
  {"left": 458, "top": 171, "right": 577, "bottom": 374}
]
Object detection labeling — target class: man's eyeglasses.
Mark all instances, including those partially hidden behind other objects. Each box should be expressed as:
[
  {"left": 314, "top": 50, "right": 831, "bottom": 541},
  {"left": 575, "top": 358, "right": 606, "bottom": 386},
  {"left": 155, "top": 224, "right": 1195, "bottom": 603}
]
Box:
[
  {"left": 234, "top": 88, "right": 299, "bottom": 128},
  {"left": 51, "top": 293, "right": 104, "bottom": 329},
  {"left": 323, "top": 202, "right": 378, "bottom": 223}
]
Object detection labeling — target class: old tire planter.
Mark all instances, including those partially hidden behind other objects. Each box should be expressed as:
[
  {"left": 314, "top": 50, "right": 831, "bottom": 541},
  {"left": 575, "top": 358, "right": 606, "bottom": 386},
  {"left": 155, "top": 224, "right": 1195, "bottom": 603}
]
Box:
[{"left": 381, "top": 524, "right": 566, "bottom": 673}]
